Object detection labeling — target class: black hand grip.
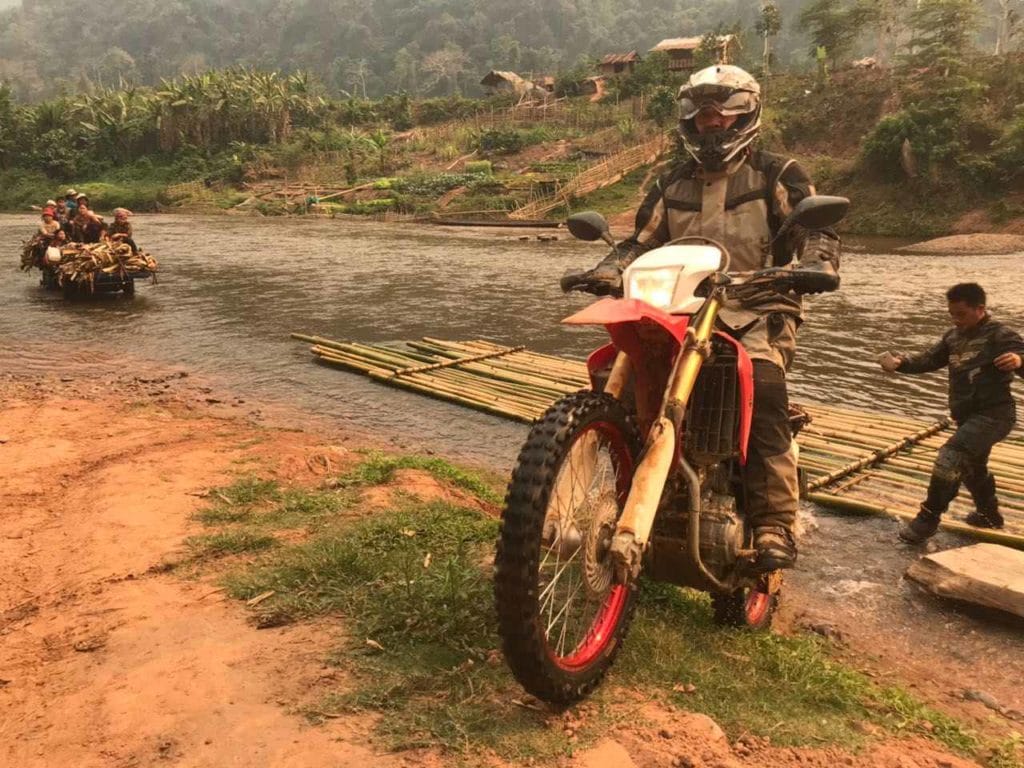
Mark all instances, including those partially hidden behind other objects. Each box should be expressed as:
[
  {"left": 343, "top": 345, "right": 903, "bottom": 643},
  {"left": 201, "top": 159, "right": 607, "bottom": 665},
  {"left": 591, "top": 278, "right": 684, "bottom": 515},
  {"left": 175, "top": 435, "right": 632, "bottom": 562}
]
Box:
[
  {"left": 560, "top": 270, "right": 590, "bottom": 293},
  {"left": 789, "top": 270, "right": 840, "bottom": 295},
  {"left": 559, "top": 268, "right": 623, "bottom": 297}
]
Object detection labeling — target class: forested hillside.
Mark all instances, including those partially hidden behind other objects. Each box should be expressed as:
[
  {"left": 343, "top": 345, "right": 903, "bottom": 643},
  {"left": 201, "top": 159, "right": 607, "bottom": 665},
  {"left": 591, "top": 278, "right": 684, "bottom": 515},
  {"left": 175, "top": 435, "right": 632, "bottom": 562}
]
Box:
[{"left": 0, "top": 0, "right": 1016, "bottom": 100}]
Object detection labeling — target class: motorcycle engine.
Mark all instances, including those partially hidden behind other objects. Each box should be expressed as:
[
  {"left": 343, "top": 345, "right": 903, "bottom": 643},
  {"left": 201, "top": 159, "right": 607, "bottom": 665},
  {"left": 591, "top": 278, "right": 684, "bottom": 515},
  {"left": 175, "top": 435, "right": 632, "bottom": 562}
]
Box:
[
  {"left": 645, "top": 464, "right": 747, "bottom": 588},
  {"left": 697, "top": 488, "right": 746, "bottom": 576}
]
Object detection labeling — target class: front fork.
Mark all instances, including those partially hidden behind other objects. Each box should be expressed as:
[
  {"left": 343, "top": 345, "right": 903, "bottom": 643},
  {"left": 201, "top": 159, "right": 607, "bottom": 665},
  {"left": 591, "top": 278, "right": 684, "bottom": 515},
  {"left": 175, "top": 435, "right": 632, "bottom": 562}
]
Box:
[{"left": 606, "top": 296, "right": 726, "bottom": 586}]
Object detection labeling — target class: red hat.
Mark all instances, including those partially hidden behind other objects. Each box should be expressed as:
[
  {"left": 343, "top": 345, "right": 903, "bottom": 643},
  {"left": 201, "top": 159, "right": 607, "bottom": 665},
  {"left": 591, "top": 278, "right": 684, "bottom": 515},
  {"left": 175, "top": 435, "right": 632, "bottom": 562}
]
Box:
[{"left": 42, "top": 207, "right": 56, "bottom": 218}]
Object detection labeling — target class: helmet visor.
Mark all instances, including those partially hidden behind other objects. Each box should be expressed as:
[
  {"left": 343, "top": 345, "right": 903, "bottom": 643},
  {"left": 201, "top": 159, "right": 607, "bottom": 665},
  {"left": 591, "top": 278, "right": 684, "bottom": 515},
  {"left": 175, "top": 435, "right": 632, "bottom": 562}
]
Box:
[{"left": 678, "top": 87, "right": 757, "bottom": 120}]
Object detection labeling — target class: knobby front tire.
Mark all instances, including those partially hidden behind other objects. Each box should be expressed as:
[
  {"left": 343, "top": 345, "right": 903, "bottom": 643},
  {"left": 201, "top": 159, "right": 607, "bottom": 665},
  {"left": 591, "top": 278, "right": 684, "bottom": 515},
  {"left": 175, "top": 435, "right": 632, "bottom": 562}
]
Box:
[{"left": 494, "top": 391, "right": 641, "bottom": 705}]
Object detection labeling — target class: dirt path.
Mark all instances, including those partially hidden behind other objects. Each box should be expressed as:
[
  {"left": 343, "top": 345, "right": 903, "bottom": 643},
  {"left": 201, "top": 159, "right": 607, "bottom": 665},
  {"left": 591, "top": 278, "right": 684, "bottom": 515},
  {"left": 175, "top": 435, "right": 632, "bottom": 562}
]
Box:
[
  {"left": 0, "top": 374, "right": 1008, "bottom": 767},
  {"left": 0, "top": 381, "right": 402, "bottom": 768}
]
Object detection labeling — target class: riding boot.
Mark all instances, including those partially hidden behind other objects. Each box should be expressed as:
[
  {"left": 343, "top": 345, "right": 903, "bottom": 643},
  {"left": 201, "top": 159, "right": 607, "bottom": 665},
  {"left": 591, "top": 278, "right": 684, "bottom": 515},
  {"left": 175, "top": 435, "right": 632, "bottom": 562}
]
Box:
[
  {"left": 754, "top": 525, "right": 797, "bottom": 570},
  {"left": 963, "top": 473, "right": 1004, "bottom": 529},
  {"left": 898, "top": 504, "right": 942, "bottom": 544}
]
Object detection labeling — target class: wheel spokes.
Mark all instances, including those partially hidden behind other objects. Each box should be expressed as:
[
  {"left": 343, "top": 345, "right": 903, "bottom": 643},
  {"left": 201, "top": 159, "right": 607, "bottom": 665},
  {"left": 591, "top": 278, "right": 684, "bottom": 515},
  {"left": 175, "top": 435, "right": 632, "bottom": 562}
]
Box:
[{"left": 539, "top": 428, "right": 622, "bottom": 657}]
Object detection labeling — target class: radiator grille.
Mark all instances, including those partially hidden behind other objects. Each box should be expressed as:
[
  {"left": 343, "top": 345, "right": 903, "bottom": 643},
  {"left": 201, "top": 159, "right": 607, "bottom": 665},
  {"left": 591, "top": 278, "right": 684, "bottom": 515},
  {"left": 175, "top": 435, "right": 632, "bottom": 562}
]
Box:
[{"left": 684, "top": 342, "right": 741, "bottom": 462}]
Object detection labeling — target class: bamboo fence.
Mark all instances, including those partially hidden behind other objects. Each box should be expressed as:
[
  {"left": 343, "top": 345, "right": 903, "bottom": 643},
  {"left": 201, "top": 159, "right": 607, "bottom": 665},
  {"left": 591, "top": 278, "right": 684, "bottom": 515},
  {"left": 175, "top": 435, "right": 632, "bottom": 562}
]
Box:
[
  {"left": 293, "top": 335, "right": 1024, "bottom": 549},
  {"left": 508, "top": 133, "right": 669, "bottom": 220}
]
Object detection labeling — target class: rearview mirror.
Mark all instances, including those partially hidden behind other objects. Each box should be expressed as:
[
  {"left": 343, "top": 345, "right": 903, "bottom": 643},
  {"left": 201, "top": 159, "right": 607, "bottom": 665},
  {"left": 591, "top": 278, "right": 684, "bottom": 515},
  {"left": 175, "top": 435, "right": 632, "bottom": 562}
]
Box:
[
  {"left": 776, "top": 195, "right": 849, "bottom": 241},
  {"left": 566, "top": 211, "right": 615, "bottom": 246}
]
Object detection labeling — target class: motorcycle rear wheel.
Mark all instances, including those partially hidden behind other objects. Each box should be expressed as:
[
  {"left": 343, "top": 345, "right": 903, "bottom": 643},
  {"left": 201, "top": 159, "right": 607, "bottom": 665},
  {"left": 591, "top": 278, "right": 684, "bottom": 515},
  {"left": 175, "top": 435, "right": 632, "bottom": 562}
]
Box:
[
  {"left": 495, "top": 391, "right": 640, "bottom": 705},
  {"left": 710, "top": 577, "right": 778, "bottom": 630}
]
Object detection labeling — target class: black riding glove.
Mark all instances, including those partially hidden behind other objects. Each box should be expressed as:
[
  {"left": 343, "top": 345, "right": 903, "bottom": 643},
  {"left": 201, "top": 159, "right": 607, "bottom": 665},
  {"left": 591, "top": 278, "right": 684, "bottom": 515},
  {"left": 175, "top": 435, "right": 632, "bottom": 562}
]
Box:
[
  {"left": 560, "top": 244, "right": 633, "bottom": 297},
  {"left": 791, "top": 230, "right": 841, "bottom": 294}
]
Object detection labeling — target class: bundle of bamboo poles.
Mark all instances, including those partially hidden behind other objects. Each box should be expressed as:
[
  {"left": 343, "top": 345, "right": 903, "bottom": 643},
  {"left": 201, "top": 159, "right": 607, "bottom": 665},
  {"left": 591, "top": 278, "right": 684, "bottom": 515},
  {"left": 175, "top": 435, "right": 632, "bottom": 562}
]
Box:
[
  {"left": 293, "top": 335, "right": 1024, "bottom": 549},
  {"left": 292, "top": 335, "right": 589, "bottom": 423},
  {"left": 56, "top": 241, "right": 159, "bottom": 286}
]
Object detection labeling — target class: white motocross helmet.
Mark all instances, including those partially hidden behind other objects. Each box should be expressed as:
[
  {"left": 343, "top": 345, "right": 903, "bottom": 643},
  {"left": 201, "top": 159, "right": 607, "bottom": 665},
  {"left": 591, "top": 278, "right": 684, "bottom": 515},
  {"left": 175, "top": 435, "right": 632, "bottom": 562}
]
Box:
[{"left": 677, "top": 65, "right": 762, "bottom": 171}]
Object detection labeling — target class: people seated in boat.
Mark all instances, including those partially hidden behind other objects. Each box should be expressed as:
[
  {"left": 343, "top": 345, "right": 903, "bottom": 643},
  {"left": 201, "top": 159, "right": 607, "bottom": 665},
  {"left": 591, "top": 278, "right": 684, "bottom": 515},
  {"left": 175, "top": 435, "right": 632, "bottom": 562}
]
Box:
[
  {"left": 63, "top": 189, "right": 78, "bottom": 223},
  {"left": 32, "top": 207, "right": 66, "bottom": 266},
  {"left": 70, "top": 194, "right": 106, "bottom": 243},
  {"left": 106, "top": 208, "right": 138, "bottom": 252}
]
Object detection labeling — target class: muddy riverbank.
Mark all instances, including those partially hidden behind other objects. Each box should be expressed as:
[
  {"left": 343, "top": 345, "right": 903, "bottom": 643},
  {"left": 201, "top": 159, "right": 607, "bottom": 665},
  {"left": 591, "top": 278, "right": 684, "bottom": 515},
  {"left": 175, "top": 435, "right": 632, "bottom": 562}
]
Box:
[{"left": 1, "top": 372, "right": 1017, "bottom": 768}]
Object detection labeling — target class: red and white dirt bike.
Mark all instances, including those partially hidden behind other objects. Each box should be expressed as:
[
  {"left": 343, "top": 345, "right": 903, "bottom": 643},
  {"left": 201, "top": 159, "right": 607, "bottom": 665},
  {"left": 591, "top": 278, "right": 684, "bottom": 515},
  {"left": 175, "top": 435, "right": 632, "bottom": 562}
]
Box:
[{"left": 494, "top": 196, "right": 848, "bottom": 705}]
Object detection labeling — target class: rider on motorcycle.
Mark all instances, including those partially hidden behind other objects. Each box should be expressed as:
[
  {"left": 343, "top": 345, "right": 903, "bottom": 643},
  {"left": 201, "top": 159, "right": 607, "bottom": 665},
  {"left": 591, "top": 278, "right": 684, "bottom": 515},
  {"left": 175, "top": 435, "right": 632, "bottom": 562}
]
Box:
[{"left": 582, "top": 65, "right": 841, "bottom": 571}]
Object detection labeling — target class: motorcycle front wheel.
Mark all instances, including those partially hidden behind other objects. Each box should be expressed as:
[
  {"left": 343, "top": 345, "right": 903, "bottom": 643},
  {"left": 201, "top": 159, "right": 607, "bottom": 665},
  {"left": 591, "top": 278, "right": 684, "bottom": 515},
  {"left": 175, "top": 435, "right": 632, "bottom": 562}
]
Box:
[{"left": 495, "top": 391, "right": 641, "bottom": 705}]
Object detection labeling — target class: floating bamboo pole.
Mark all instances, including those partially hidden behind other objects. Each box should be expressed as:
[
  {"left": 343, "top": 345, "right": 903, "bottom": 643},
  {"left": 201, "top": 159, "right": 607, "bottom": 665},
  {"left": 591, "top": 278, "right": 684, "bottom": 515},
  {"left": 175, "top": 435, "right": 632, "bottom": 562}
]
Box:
[
  {"left": 807, "top": 492, "right": 1024, "bottom": 547},
  {"left": 806, "top": 417, "right": 952, "bottom": 492}
]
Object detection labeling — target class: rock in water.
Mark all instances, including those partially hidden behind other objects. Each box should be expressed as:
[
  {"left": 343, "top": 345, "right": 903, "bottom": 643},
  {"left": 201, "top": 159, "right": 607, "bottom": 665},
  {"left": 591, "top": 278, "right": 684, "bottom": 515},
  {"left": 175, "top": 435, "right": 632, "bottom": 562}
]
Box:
[{"left": 906, "top": 543, "right": 1024, "bottom": 618}]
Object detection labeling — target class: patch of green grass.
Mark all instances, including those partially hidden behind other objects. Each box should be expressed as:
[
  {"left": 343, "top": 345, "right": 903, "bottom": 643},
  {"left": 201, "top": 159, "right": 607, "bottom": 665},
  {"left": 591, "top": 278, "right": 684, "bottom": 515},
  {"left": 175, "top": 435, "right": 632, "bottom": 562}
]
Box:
[
  {"left": 187, "top": 530, "right": 279, "bottom": 557},
  {"left": 620, "top": 583, "right": 979, "bottom": 753},
  {"left": 989, "top": 734, "right": 1024, "bottom": 768},
  {"left": 335, "top": 451, "right": 503, "bottom": 505},
  {"left": 199, "top": 490, "right": 993, "bottom": 764},
  {"left": 195, "top": 507, "right": 254, "bottom": 525},
  {"left": 195, "top": 476, "right": 356, "bottom": 533},
  {"left": 212, "top": 477, "right": 282, "bottom": 506}
]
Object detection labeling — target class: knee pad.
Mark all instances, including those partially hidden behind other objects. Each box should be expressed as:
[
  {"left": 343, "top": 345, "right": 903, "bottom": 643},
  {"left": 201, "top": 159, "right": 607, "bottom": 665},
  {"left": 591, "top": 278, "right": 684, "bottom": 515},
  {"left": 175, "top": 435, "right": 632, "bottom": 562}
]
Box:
[{"left": 933, "top": 445, "right": 966, "bottom": 484}]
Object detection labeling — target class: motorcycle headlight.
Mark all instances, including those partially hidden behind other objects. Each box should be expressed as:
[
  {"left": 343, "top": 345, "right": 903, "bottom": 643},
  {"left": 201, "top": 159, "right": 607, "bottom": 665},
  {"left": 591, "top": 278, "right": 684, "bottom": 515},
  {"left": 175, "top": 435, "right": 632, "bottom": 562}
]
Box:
[{"left": 625, "top": 267, "right": 682, "bottom": 310}]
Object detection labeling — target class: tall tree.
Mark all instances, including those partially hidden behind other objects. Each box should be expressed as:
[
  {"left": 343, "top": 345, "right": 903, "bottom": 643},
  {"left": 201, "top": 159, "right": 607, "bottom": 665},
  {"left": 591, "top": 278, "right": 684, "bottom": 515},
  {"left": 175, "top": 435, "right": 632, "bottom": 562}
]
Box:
[
  {"left": 755, "top": 2, "right": 783, "bottom": 80},
  {"left": 798, "top": 0, "right": 871, "bottom": 69},
  {"left": 421, "top": 44, "right": 470, "bottom": 96},
  {"left": 993, "top": 0, "right": 1022, "bottom": 53}
]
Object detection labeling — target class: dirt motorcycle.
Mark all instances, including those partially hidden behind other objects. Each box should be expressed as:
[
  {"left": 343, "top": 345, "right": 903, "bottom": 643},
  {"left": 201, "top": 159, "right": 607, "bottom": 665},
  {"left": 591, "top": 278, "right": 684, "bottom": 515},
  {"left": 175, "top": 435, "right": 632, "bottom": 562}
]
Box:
[{"left": 494, "top": 196, "right": 848, "bottom": 705}]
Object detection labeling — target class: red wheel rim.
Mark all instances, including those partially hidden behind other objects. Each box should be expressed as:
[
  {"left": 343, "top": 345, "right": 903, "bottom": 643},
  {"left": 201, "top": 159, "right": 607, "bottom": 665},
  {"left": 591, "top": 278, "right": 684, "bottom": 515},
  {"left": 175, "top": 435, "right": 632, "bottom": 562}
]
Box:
[
  {"left": 744, "top": 590, "right": 770, "bottom": 626},
  {"left": 554, "top": 584, "right": 629, "bottom": 670},
  {"left": 541, "top": 420, "right": 634, "bottom": 671}
]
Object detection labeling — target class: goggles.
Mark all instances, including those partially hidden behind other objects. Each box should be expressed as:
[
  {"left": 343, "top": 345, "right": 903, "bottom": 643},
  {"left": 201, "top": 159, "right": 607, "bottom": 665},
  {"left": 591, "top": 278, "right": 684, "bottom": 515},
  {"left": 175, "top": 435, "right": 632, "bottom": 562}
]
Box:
[{"left": 678, "top": 86, "right": 757, "bottom": 120}]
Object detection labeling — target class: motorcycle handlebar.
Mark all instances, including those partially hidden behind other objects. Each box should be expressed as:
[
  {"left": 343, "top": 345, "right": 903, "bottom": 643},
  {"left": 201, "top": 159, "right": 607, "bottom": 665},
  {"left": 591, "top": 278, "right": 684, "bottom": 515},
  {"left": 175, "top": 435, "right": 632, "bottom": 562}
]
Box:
[{"left": 561, "top": 266, "right": 836, "bottom": 299}]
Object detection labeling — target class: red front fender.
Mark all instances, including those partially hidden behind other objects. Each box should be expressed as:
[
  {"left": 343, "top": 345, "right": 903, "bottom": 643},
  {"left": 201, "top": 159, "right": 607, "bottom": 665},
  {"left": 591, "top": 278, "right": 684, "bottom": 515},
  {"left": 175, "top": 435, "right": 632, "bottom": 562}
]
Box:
[{"left": 563, "top": 298, "right": 692, "bottom": 346}]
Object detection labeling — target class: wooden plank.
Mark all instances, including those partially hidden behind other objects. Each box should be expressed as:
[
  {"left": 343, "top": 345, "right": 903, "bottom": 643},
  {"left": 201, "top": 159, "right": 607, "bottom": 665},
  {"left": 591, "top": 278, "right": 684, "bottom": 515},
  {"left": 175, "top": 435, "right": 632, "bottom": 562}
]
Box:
[{"left": 906, "top": 543, "right": 1024, "bottom": 618}]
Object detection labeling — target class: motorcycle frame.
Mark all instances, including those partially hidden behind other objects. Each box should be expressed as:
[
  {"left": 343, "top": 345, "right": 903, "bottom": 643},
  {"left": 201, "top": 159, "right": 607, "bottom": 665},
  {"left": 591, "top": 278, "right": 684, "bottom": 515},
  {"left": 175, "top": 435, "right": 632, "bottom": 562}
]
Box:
[{"left": 564, "top": 284, "right": 754, "bottom": 591}]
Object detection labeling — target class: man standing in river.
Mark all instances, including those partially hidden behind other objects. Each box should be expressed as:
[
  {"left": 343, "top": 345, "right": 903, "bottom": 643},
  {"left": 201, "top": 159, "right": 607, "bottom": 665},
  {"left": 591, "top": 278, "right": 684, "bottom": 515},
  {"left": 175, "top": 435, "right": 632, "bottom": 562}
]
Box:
[
  {"left": 880, "top": 282, "right": 1024, "bottom": 542},
  {"left": 582, "top": 64, "right": 842, "bottom": 571}
]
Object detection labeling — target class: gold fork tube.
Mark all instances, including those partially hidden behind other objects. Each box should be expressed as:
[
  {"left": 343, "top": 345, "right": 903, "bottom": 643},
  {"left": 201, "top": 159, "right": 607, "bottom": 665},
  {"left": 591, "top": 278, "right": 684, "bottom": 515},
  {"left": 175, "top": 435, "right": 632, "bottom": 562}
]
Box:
[
  {"left": 664, "top": 296, "right": 720, "bottom": 407},
  {"left": 612, "top": 297, "right": 722, "bottom": 557}
]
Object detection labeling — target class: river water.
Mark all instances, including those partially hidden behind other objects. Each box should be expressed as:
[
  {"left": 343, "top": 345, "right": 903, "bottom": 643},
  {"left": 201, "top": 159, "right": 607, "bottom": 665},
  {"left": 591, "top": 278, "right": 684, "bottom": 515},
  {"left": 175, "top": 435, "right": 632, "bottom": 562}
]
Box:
[
  {"left": 4, "top": 213, "right": 1023, "bottom": 467},
  {"left": 4, "top": 212, "right": 1024, "bottom": 708}
]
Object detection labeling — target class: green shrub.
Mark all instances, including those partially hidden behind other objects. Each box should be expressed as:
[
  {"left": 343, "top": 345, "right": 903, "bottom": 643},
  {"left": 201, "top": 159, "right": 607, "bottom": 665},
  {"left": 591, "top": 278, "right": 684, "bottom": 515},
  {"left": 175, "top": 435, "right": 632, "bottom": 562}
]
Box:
[
  {"left": 476, "top": 128, "right": 523, "bottom": 154},
  {"left": 993, "top": 104, "right": 1024, "bottom": 183},
  {"left": 463, "top": 160, "right": 492, "bottom": 176}
]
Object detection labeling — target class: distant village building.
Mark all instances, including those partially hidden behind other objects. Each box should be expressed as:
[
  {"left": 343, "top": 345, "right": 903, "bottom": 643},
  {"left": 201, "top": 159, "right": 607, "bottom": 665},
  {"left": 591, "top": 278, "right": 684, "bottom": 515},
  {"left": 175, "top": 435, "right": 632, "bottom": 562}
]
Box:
[
  {"left": 479, "top": 70, "right": 551, "bottom": 102},
  {"left": 479, "top": 70, "right": 534, "bottom": 97},
  {"left": 650, "top": 35, "right": 737, "bottom": 73},
  {"left": 599, "top": 52, "right": 640, "bottom": 77}
]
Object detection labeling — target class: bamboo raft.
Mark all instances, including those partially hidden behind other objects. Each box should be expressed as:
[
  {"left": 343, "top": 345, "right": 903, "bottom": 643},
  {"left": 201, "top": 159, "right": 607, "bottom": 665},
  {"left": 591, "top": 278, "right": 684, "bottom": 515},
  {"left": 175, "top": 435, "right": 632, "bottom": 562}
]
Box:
[{"left": 293, "top": 335, "right": 1024, "bottom": 549}]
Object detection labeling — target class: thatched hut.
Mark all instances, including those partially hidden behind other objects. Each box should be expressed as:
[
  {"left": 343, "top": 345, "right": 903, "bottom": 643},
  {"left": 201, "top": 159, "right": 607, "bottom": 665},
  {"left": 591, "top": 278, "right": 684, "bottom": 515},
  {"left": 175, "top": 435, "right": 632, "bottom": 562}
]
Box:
[
  {"left": 650, "top": 35, "right": 736, "bottom": 72},
  {"left": 599, "top": 52, "right": 640, "bottom": 77}
]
